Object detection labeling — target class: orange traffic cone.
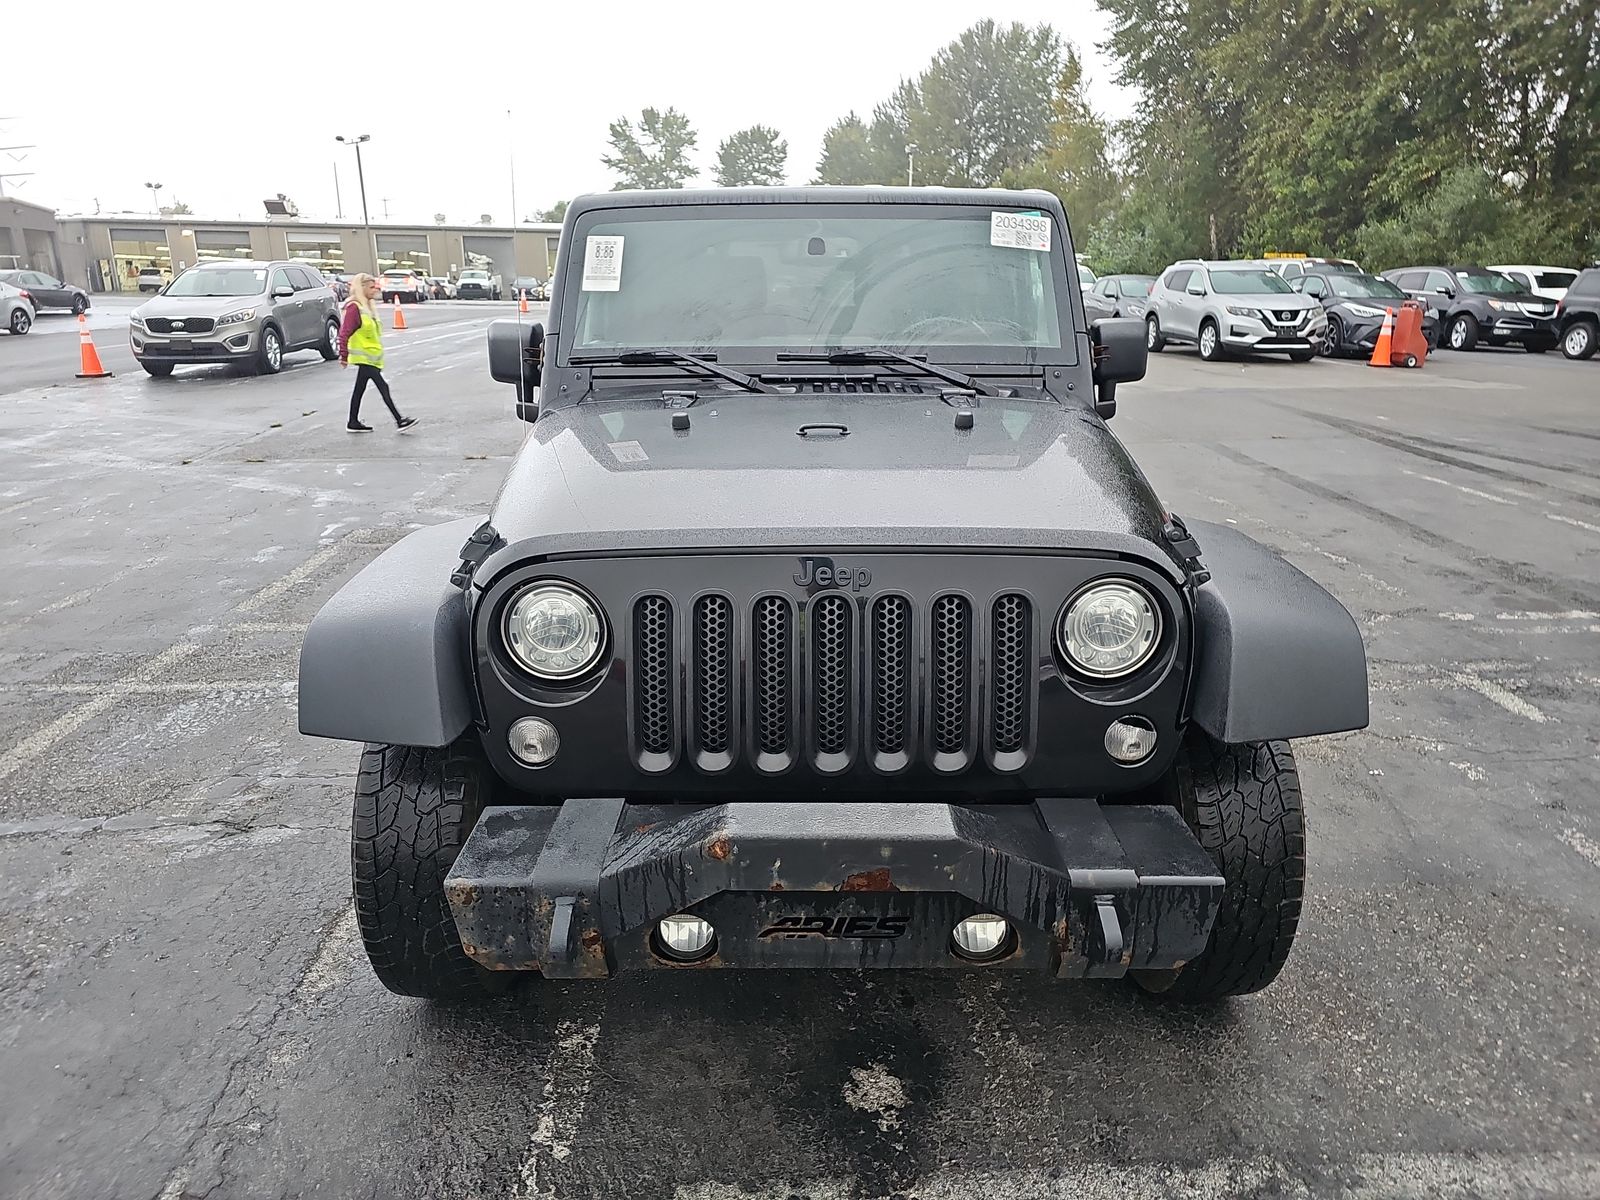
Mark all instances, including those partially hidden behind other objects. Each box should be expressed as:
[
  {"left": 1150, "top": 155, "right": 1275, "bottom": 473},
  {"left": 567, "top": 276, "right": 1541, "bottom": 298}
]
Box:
[
  {"left": 1368, "top": 308, "right": 1395, "bottom": 368},
  {"left": 392, "top": 297, "right": 408, "bottom": 331},
  {"left": 75, "top": 314, "right": 113, "bottom": 378},
  {"left": 518, "top": 291, "right": 529, "bottom": 314}
]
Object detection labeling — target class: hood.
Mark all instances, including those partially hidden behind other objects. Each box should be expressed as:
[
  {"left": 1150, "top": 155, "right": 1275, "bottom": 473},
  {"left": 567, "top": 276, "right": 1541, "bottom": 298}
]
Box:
[
  {"left": 480, "top": 391, "right": 1182, "bottom": 578},
  {"left": 1231, "top": 292, "right": 1319, "bottom": 310},
  {"left": 134, "top": 292, "right": 264, "bottom": 318}
]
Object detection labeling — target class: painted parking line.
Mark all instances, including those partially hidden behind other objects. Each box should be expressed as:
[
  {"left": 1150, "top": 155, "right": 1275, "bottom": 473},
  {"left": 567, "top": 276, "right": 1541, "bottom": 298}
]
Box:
[{"left": 516, "top": 1010, "right": 605, "bottom": 1199}]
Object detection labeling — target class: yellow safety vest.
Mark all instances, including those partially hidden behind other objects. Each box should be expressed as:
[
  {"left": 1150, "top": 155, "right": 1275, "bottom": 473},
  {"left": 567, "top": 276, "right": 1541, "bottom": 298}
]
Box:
[{"left": 346, "top": 303, "right": 384, "bottom": 369}]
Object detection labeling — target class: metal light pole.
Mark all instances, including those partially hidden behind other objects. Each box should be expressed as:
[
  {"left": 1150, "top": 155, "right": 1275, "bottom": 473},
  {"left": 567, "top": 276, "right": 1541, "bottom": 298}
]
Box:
[
  {"left": 145, "top": 180, "right": 164, "bottom": 212},
  {"left": 333, "top": 160, "right": 343, "bottom": 220},
  {"left": 906, "top": 144, "right": 917, "bottom": 187},
  {"left": 336, "top": 134, "right": 375, "bottom": 272}
]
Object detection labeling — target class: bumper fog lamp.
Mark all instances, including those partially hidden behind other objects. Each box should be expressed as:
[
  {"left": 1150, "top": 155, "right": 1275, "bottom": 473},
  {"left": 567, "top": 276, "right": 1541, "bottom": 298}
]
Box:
[
  {"left": 656, "top": 914, "right": 715, "bottom": 961},
  {"left": 1105, "top": 716, "right": 1157, "bottom": 764},
  {"left": 951, "top": 913, "right": 1011, "bottom": 961},
  {"left": 508, "top": 716, "right": 560, "bottom": 766}
]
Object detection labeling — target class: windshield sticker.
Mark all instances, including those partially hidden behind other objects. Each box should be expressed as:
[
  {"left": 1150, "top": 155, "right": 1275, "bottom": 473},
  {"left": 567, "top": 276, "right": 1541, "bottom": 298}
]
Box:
[
  {"left": 607, "top": 440, "right": 648, "bottom": 463},
  {"left": 583, "top": 235, "right": 625, "bottom": 291},
  {"left": 990, "top": 211, "right": 1051, "bottom": 252}
]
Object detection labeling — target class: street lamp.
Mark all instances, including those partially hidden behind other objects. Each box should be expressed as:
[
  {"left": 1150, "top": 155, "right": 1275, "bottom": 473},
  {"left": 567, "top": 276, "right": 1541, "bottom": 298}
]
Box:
[
  {"left": 335, "top": 134, "right": 375, "bottom": 272},
  {"left": 145, "top": 181, "right": 164, "bottom": 213},
  {"left": 905, "top": 145, "right": 917, "bottom": 188}
]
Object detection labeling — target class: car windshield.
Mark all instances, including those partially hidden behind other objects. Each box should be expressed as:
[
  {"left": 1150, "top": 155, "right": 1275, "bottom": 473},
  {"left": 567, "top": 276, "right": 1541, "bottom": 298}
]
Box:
[
  {"left": 566, "top": 205, "right": 1067, "bottom": 362},
  {"left": 1329, "top": 274, "right": 1406, "bottom": 299},
  {"left": 1458, "top": 272, "right": 1522, "bottom": 294},
  {"left": 1210, "top": 269, "right": 1294, "bottom": 295},
  {"left": 162, "top": 266, "right": 267, "bottom": 297},
  {"left": 461, "top": 271, "right": 489, "bottom": 280}
]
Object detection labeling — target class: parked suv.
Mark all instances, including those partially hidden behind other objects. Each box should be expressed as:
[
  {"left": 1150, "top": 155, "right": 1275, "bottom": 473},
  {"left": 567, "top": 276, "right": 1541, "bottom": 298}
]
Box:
[
  {"left": 129, "top": 259, "right": 340, "bottom": 377},
  {"left": 1145, "top": 261, "right": 1326, "bottom": 361},
  {"left": 1554, "top": 267, "right": 1600, "bottom": 360},
  {"left": 0, "top": 269, "right": 90, "bottom": 315},
  {"left": 1488, "top": 264, "right": 1579, "bottom": 301},
  {"left": 1381, "top": 266, "right": 1558, "bottom": 352},
  {"left": 379, "top": 268, "right": 430, "bottom": 304},
  {"left": 1292, "top": 270, "right": 1438, "bottom": 357}
]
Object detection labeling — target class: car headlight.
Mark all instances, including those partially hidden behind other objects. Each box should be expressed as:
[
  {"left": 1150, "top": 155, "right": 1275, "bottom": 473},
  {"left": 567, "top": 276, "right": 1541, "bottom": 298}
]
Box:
[
  {"left": 1225, "top": 305, "right": 1261, "bottom": 318},
  {"left": 1344, "top": 303, "right": 1385, "bottom": 318},
  {"left": 503, "top": 583, "right": 606, "bottom": 680},
  {"left": 129, "top": 314, "right": 146, "bottom": 329},
  {"left": 1058, "top": 580, "right": 1162, "bottom": 680},
  {"left": 217, "top": 308, "right": 256, "bottom": 326}
]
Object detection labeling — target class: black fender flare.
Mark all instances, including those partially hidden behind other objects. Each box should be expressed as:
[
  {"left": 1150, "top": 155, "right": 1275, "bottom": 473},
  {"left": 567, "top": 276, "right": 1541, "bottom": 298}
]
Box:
[
  {"left": 1186, "top": 520, "right": 1369, "bottom": 743},
  {"left": 297, "top": 518, "right": 478, "bottom": 747}
]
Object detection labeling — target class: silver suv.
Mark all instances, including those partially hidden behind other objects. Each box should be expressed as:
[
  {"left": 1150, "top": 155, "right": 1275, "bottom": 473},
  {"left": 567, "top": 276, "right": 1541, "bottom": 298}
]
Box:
[
  {"left": 130, "top": 259, "right": 340, "bottom": 378},
  {"left": 1145, "top": 260, "right": 1326, "bottom": 362}
]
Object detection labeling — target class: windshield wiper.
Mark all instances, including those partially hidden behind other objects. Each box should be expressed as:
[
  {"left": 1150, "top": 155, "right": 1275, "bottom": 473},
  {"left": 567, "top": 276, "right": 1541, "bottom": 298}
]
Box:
[
  {"left": 569, "top": 349, "right": 778, "bottom": 394},
  {"left": 775, "top": 350, "right": 996, "bottom": 396}
]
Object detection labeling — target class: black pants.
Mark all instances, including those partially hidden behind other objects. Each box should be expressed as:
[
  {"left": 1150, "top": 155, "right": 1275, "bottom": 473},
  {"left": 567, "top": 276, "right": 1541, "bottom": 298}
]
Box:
[{"left": 349, "top": 364, "right": 401, "bottom": 425}]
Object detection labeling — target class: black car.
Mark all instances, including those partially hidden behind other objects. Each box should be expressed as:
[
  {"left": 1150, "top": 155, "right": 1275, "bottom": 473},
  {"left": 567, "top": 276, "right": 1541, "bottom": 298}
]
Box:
[
  {"left": 297, "top": 187, "right": 1368, "bottom": 1007},
  {"left": 1554, "top": 267, "right": 1600, "bottom": 360},
  {"left": 510, "top": 276, "right": 543, "bottom": 302},
  {"left": 1381, "top": 265, "right": 1558, "bottom": 352},
  {"left": 0, "top": 269, "right": 90, "bottom": 315},
  {"left": 1090, "top": 274, "right": 1157, "bottom": 319},
  {"left": 1293, "top": 270, "right": 1438, "bottom": 356}
]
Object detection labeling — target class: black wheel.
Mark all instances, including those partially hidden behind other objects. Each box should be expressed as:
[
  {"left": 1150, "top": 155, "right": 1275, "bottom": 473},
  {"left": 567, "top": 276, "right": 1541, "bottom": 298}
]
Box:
[
  {"left": 1523, "top": 342, "right": 1549, "bottom": 354},
  {"left": 318, "top": 316, "right": 340, "bottom": 361},
  {"left": 141, "top": 362, "right": 174, "bottom": 378},
  {"left": 1562, "top": 320, "right": 1598, "bottom": 360},
  {"left": 253, "top": 325, "right": 284, "bottom": 375},
  {"left": 8, "top": 307, "right": 30, "bottom": 335},
  {"left": 1447, "top": 313, "right": 1479, "bottom": 351},
  {"left": 1136, "top": 736, "right": 1305, "bottom": 1003},
  {"left": 352, "top": 740, "right": 514, "bottom": 1001},
  {"left": 1321, "top": 315, "right": 1343, "bottom": 356},
  {"left": 72, "top": 295, "right": 89, "bottom": 315},
  {"left": 1197, "top": 319, "right": 1223, "bottom": 362},
  {"left": 1145, "top": 315, "right": 1165, "bottom": 352},
  {"left": 1289, "top": 348, "right": 1316, "bottom": 363}
]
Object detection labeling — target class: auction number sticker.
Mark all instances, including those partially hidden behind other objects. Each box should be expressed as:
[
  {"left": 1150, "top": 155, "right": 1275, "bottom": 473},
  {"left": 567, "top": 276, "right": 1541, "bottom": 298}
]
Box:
[
  {"left": 583, "top": 235, "right": 625, "bottom": 291},
  {"left": 990, "top": 211, "right": 1051, "bottom": 251}
]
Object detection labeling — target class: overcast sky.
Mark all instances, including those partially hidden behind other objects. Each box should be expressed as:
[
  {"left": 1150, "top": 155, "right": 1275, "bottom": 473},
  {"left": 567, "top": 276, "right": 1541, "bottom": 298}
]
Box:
[{"left": 7, "top": 0, "right": 1132, "bottom": 225}]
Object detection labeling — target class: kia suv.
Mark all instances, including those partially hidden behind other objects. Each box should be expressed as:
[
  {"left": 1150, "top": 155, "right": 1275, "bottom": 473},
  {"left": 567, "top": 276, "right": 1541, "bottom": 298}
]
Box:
[
  {"left": 1381, "top": 266, "right": 1558, "bottom": 352},
  {"left": 1145, "top": 261, "right": 1326, "bottom": 361}
]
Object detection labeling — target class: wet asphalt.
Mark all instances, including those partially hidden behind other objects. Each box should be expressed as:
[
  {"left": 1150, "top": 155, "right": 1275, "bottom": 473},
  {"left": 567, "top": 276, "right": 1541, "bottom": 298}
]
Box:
[{"left": 1, "top": 305, "right": 1597, "bottom": 1199}]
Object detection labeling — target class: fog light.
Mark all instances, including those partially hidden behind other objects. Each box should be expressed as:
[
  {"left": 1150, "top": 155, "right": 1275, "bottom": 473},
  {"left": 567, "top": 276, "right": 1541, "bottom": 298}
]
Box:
[
  {"left": 508, "top": 716, "right": 560, "bottom": 766},
  {"left": 656, "top": 914, "right": 715, "bottom": 961},
  {"left": 951, "top": 913, "right": 1011, "bottom": 961},
  {"left": 1105, "top": 717, "right": 1157, "bottom": 764}
]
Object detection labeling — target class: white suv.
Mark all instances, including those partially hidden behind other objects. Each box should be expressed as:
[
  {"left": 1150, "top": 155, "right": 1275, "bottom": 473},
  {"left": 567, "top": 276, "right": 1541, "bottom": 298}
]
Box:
[{"left": 1145, "top": 261, "right": 1327, "bottom": 362}]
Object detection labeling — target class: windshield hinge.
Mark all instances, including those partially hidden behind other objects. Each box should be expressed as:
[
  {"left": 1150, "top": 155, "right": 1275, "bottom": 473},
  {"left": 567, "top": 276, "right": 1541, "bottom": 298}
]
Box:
[
  {"left": 661, "top": 389, "right": 699, "bottom": 408},
  {"left": 940, "top": 388, "right": 980, "bottom": 407},
  {"left": 1163, "top": 512, "right": 1210, "bottom": 587},
  {"left": 451, "top": 521, "right": 503, "bottom": 590}
]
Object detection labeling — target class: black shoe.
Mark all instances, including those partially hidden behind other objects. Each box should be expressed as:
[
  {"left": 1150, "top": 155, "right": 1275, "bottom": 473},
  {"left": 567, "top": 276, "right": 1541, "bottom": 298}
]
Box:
[
  {"left": 396, "top": 416, "right": 418, "bottom": 431},
  {"left": 346, "top": 422, "right": 373, "bottom": 433}
]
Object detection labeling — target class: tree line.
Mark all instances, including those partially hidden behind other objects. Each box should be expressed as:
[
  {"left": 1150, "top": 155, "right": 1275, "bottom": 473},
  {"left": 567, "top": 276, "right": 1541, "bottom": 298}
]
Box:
[{"left": 563, "top": 12, "right": 1597, "bottom": 273}]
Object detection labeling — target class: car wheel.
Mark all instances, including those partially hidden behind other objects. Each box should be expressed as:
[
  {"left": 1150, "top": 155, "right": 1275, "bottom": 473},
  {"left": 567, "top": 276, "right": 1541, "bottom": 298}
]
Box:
[
  {"left": 254, "top": 325, "right": 284, "bottom": 375},
  {"left": 352, "top": 740, "right": 516, "bottom": 1001},
  {"left": 1562, "top": 320, "right": 1598, "bottom": 360},
  {"left": 1321, "top": 315, "right": 1343, "bottom": 356},
  {"left": 141, "top": 362, "right": 174, "bottom": 378},
  {"left": 1448, "top": 313, "right": 1479, "bottom": 351},
  {"left": 72, "top": 295, "right": 89, "bottom": 316},
  {"left": 1523, "top": 342, "right": 1549, "bottom": 354},
  {"left": 8, "top": 307, "right": 30, "bottom": 335},
  {"left": 1289, "top": 348, "right": 1316, "bottom": 363},
  {"left": 318, "top": 317, "right": 340, "bottom": 362},
  {"left": 1134, "top": 736, "right": 1305, "bottom": 1003},
  {"left": 1145, "top": 315, "right": 1165, "bottom": 352},
  {"left": 1197, "top": 319, "right": 1222, "bottom": 361}
]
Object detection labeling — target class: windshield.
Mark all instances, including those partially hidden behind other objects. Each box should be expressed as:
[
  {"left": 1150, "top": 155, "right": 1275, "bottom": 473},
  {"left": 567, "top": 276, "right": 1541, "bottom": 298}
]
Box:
[
  {"left": 566, "top": 205, "right": 1067, "bottom": 362},
  {"left": 461, "top": 270, "right": 489, "bottom": 280},
  {"left": 162, "top": 266, "right": 267, "bottom": 297},
  {"left": 1210, "top": 269, "right": 1294, "bottom": 295},
  {"left": 1458, "top": 272, "right": 1522, "bottom": 295},
  {"left": 1329, "top": 274, "right": 1406, "bottom": 299}
]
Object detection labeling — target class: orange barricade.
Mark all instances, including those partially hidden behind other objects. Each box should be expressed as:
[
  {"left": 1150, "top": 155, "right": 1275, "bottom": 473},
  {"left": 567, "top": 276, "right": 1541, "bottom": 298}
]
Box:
[{"left": 1391, "top": 301, "right": 1429, "bottom": 368}]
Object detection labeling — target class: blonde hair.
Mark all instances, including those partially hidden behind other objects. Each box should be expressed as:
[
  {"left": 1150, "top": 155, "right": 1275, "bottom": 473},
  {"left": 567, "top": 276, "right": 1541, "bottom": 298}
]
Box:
[{"left": 348, "top": 273, "right": 378, "bottom": 315}]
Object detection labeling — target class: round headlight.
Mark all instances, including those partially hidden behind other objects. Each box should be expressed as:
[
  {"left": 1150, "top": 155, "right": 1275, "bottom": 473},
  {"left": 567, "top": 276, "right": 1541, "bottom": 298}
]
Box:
[
  {"left": 503, "top": 584, "right": 605, "bottom": 680},
  {"left": 1058, "top": 580, "right": 1161, "bottom": 679}
]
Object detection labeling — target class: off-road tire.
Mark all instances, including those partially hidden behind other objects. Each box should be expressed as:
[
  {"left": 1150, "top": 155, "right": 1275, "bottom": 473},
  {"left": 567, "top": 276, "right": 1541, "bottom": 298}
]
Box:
[
  {"left": 318, "top": 316, "right": 340, "bottom": 361},
  {"left": 1145, "top": 315, "right": 1165, "bottom": 352},
  {"left": 1137, "top": 735, "right": 1305, "bottom": 1003},
  {"left": 1447, "top": 313, "right": 1479, "bottom": 351},
  {"left": 352, "top": 740, "right": 512, "bottom": 1001}
]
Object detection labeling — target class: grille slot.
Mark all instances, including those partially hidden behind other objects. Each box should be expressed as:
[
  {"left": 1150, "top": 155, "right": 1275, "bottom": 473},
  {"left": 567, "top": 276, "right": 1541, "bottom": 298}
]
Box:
[
  {"left": 633, "top": 596, "right": 674, "bottom": 758},
  {"left": 811, "top": 595, "right": 852, "bottom": 758},
  {"left": 145, "top": 316, "right": 216, "bottom": 334},
  {"left": 693, "top": 595, "right": 733, "bottom": 756},
  {"left": 930, "top": 595, "right": 972, "bottom": 760},
  {"left": 990, "top": 595, "right": 1032, "bottom": 758},
  {"left": 872, "top": 596, "right": 912, "bottom": 757},
  {"left": 753, "top": 597, "right": 793, "bottom": 759}
]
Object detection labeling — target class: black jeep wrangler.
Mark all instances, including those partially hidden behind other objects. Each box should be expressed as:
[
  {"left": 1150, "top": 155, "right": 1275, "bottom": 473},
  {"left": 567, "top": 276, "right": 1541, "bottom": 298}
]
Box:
[{"left": 299, "top": 188, "right": 1368, "bottom": 1003}]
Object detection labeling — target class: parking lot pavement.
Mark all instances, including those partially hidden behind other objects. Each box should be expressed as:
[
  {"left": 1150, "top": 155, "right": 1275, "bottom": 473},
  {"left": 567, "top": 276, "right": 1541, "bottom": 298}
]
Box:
[{"left": 1, "top": 334, "right": 1597, "bottom": 1199}]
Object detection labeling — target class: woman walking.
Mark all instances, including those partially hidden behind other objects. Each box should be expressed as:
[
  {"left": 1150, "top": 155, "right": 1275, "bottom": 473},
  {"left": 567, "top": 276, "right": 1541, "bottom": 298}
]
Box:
[{"left": 339, "top": 273, "right": 416, "bottom": 433}]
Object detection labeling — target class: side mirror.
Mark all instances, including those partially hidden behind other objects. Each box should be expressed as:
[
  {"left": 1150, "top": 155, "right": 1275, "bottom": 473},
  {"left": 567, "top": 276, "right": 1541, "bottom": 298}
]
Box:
[
  {"left": 1187, "top": 285, "right": 1206, "bottom": 297},
  {"left": 1090, "top": 317, "right": 1147, "bottom": 421},
  {"left": 1434, "top": 286, "right": 1454, "bottom": 298},
  {"left": 271, "top": 285, "right": 294, "bottom": 298},
  {"left": 487, "top": 318, "right": 544, "bottom": 421}
]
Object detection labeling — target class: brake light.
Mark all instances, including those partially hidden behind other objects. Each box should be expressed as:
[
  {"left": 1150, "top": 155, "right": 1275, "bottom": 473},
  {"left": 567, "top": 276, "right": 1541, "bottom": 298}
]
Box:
[
  {"left": 1555, "top": 300, "right": 1564, "bottom": 318},
  {"left": 18, "top": 290, "right": 31, "bottom": 301}
]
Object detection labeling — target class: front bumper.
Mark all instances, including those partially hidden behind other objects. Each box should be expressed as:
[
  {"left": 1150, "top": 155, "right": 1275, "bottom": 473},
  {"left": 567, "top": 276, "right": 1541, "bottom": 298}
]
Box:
[
  {"left": 130, "top": 324, "right": 258, "bottom": 363},
  {"left": 1221, "top": 311, "right": 1325, "bottom": 352},
  {"left": 445, "top": 798, "right": 1224, "bottom": 978},
  {"left": 1484, "top": 315, "right": 1557, "bottom": 344},
  {"left": 1341, "top": 314, "right": 1439, "bottom": 350}
]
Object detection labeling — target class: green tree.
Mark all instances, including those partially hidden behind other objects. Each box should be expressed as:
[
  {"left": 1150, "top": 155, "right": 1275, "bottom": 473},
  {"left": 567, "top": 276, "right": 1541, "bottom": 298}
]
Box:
[
  {"left": 535, "top": 200, "right": 569, "bottom": 223},
  {"left": 714, "top": 125, "right": 788, "bottom": 186},
  {"left": 814, "top": 114, "right": 883, "bottom": 184},
  {"left": 602, "top": 107, "right": 698, "bottom": 190},
  {"left": 1000, "top": 46, "right": 1117, "bottom": 236}
]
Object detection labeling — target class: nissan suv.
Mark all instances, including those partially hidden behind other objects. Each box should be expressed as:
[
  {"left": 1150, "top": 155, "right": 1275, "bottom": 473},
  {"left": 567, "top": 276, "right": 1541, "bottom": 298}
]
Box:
[
  {"left": 1381, "top": 266, "right": 1558, "bottom": 352},
  {"left": 130, "top": 259, "right": 340, "bottom": 377},
  {"left": 1145, "top": 261, "right": 1326, "bottom": 361}
]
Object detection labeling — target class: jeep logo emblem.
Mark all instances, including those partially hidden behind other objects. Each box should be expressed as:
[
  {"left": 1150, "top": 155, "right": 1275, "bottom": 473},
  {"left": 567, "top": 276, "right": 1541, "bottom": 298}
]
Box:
[{"left": 793, "top": 556, "right": 871, "bottom": 591}]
